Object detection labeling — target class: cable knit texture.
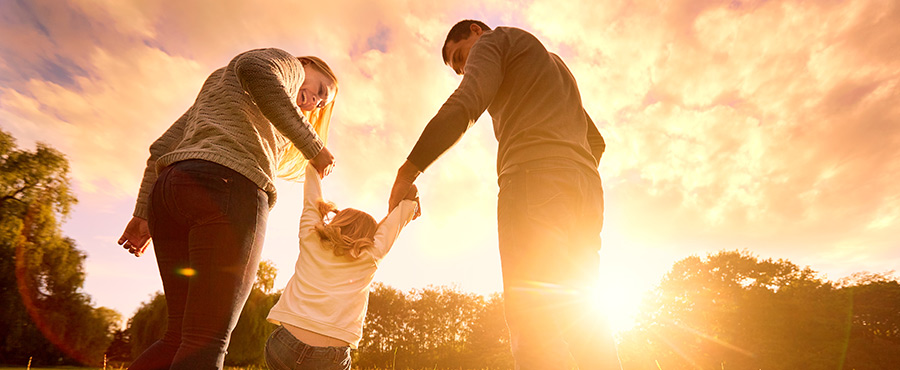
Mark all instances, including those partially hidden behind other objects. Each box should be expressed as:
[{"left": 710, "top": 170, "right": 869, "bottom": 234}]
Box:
[{"left": 133, "top": 48, "right": 324, "bottom": 219}]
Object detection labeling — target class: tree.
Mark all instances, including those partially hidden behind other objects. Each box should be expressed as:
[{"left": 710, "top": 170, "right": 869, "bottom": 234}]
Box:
[
  {"left": 356, "top": 282, "right": 411, "bottom": 368},
  {"left": 404, "top": 285, "right": 484, "bottom": 368},
  {"left": 462, "top": 292, "right": 514, "bottom": 369},
  {"left": 105, "top": 328, "right": 133, "bottom": 364},
  {"left": 126, "top": 292, "right": 168, "bottom": 360},
  {"left": 620, "top": 250, "right": 852, "bottom": 370},
  {"left": 224, "top": 259, "right": 280, "bottom": 367},
  {"left": 839, "top": 272, "right": 900, "bottom": 368},
  {"left": 0, "top": 129, "right": 118, "bottom": 366},
  {"left": 355, "top": 283, "right": 511, "bottom": 369}
]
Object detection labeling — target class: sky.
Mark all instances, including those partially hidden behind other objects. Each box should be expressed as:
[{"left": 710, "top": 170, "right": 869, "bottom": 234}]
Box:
[{"left": 1, "top": 0, "right": 898, "bottom": 332}]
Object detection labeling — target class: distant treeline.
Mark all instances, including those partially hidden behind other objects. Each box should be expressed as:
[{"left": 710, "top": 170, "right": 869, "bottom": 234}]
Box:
[{"left": 3, "top": 128, "right": 899, "bottom": 369}]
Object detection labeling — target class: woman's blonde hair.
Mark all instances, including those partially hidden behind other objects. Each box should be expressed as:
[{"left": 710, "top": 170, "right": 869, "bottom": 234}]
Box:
[
  {"left": 314, "top": 200, "right": 378, "bottom": 259},
  {"left": 276, "top": 56, "right": 339, "bottom": 181}
]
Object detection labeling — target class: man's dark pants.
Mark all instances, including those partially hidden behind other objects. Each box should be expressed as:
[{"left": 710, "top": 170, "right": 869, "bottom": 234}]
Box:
[{"left": 498, "top": 157, "right": 621, "bottom": 369}]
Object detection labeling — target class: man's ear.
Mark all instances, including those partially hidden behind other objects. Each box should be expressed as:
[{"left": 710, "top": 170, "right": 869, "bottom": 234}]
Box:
[{"left": 470, "top": 23, "right": 484, "bottom": 36}]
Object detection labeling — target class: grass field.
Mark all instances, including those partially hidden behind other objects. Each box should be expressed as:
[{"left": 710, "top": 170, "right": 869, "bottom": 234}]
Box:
[{"left": 0, "top": 367, "right": 266, "bottom": 370}]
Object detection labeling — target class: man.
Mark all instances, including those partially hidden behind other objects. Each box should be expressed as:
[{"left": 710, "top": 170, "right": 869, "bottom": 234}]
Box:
[{"left": 388, "top": 20, "right": 621, "bottom": 369}]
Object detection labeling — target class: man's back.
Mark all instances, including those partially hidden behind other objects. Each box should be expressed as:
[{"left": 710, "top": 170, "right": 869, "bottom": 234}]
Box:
[{"left": 463, "top": 27, "right": 598, "bottom": 175}]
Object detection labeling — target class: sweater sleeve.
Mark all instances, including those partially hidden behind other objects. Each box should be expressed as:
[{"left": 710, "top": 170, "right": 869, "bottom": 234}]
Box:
[
  {"left": 234, "top": 49, "right": 324, "bottom": 160},
  {"left": 407, "top": 33, "right": 505, "bottom": 172},
  {"left": 298, "top": 163, "right": 323, "bottom": 236},
  {"left": 371, "top": 200, "right": 418, "bottom": 259},
  {"left": 584, "top": 108, "right": 605, "bottom": 165},
  {"left": 133, "top": 108, "right": 189, "bottom": 219}
]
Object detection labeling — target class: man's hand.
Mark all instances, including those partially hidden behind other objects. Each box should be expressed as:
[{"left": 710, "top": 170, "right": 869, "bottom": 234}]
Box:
[
  {"left": 389, "top": 160, "right": 421, "bottom": 212},
  {"left": 310, "top": 146, "right": 335, "bottom": 178},
  {"left": 118, "top": 216, "right": 151, "bottom": 257},
  {"left": 404, "top": 184, "right": 422, "bottom": 220}
]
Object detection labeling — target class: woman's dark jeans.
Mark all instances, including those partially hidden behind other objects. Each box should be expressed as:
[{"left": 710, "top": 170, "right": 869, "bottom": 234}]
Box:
[{"left": 129, "top": 159, "right": 268, "bottom": 370}]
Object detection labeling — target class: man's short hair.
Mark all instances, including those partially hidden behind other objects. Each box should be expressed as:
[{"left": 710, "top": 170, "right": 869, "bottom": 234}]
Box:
[{"left": 442, "top": 20, "right": 491, "bottom": 64}]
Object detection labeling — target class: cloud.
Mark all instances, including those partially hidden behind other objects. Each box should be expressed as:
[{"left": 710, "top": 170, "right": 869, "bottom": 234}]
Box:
[{"left": 513, "top": 0, "right": 900, "bottom": 262}]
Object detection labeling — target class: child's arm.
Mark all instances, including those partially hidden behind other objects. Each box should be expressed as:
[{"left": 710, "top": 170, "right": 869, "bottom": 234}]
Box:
[
  {"left": 372, "top": 186, "right": 420, "bottom": 259},
  {"left": 298, "top": 163, "right": 324, "bottom": 234}
]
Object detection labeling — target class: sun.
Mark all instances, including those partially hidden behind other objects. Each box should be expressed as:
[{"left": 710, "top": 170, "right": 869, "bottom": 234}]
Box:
[
  {"left": 595, "top": 278, "right": 648, "bottom": 334},
  {"left": 591, "top": 253, "right": 658, "bottom": 335}
]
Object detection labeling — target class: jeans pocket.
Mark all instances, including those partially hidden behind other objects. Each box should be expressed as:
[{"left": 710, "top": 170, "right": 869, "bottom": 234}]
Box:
[
  {"left": 524, "top": 167, "right": 579, "bottom": 228},
  {"left": 169, "top": 169, "right": 232, "bottom": 224}
]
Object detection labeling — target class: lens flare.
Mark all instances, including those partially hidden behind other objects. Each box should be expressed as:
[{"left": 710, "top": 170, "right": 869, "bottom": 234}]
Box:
[{"left": 177, "top": 267, "right": 197, "bottom": 277}]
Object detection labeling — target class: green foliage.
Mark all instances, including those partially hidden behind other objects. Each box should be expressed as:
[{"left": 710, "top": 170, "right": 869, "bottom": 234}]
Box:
[
  {"left": 617, "top": 250, "right": 900, "bottom": 370},
  {"left": 355, "top": 284, "right": 513, "bottom": 370},
  {"left": 126, "top": 292, "right": 168, "bottom": 360},
  {"left": 0, "top": 130, "right": 118, "bottom": 366},
  {"left": 253, "top": 259, "right": 278, "bottom": 294},
  {"left": 839, "top": 272, "right": 900, "bottom": 368},
  {"left": 224, "top": 261, "right": 281, "bottom": 367}
]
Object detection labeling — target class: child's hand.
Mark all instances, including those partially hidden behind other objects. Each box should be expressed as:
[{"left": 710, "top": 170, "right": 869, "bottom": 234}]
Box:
[{"left": 404, "top": 185, "right": 422, "bottom": 220}]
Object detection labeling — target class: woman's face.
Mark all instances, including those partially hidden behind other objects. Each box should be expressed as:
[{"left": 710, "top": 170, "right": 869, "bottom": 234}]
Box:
[{"left": 297, "top": 65, "right": 337, "bottom": 111}]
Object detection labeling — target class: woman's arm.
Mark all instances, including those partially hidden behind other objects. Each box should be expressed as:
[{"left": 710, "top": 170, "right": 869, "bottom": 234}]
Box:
[
  {"left": 133, "top": 107, "right": 190, "bottom": 219},
  {"left": 120, "top": 108, "right": 189, "bottom": 257},
  {"left": 234, "top": 48, "right": 324, "bottom": 160}
]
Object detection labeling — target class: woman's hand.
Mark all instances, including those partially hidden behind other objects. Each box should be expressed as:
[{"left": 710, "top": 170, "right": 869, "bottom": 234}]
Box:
[
  {"left": 118, "top": 216, "right": 151, "bottom": 257},
  {"left": 310, "top": 146, "right": 335, "bottom": 177}
]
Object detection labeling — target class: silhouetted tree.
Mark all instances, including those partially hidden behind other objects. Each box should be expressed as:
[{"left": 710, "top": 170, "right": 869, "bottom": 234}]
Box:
[
  {"left": 839, "top": 272, "right": 900, "bottom": 368},
  {"left": 105, "top": 328, "right": 133, "bottom": 363},
  {"left": 462, "top": 292, "right": 514, "bottom": 369},
  {"left": 620, "top": 250, "right": 853, "bottom": 370},
  {"left": 355, "top": 284, "right": 512, "bottom": 369},
  {"left": 225, "top": 259, "right": 280, "bottom": 367},
  {"left": 0, "top": 130, "right": 118, "bottom": 366},
  {"left": 356, "top": 282, "right": 411, "bottom": 367},
  {"left": 126, "top": 292, "right": 167, "bottom": 360}
]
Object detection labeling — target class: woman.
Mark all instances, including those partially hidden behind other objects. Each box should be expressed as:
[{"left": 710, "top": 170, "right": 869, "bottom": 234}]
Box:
[{"left": 117, "top": 48, "right": 338, "bottom": 370}]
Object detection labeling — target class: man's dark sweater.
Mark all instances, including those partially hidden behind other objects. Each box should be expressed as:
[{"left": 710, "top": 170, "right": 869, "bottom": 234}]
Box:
[{"left": 408, "top": 26, "right": 605, "bottom": 176}]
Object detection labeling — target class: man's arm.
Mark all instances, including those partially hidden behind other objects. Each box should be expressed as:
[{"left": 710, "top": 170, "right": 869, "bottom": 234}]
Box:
[
  {"left": 405, "top": 33, "right": 506, "bottom": 172},
  {"left": 391, "top": 34, "right": 506, "bottom": 211}
]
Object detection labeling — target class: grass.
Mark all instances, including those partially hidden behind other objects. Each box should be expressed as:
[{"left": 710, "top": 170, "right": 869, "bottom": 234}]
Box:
[{"left": 0, "top": 368, "right": 262, "bottom": 370}]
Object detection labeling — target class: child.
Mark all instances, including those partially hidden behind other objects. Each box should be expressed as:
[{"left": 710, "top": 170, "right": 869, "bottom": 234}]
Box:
[{"left": 265, "top": 163, "right": 420, "bottom": 370}]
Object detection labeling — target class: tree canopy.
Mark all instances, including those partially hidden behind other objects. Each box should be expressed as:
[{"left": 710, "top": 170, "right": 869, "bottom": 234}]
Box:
[
  {"left": 0, "top": 129, "right": 118, "bottom": 366},
  {"left": 617, "top": 250, "right": 900, "bottom": 370}
]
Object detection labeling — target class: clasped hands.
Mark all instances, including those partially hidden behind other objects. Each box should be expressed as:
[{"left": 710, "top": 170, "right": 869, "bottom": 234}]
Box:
[{"left": 389, "top": 160, "right": 422, "bottom": 220}]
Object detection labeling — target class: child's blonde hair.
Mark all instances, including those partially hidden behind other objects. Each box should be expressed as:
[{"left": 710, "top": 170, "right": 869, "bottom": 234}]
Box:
[{"left": 314, "top": 200, "right": 377, "bottom": 259}]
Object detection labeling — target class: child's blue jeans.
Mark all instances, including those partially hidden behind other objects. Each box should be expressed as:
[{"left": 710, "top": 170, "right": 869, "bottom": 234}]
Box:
[{"left": 265, "top": 325, "right": 351, "bottom": 370}]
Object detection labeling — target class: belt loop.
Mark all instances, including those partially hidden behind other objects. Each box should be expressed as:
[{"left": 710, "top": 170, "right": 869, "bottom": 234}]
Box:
[{"left": 296, "top": 343, "right": 309, "bottom": 364}]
